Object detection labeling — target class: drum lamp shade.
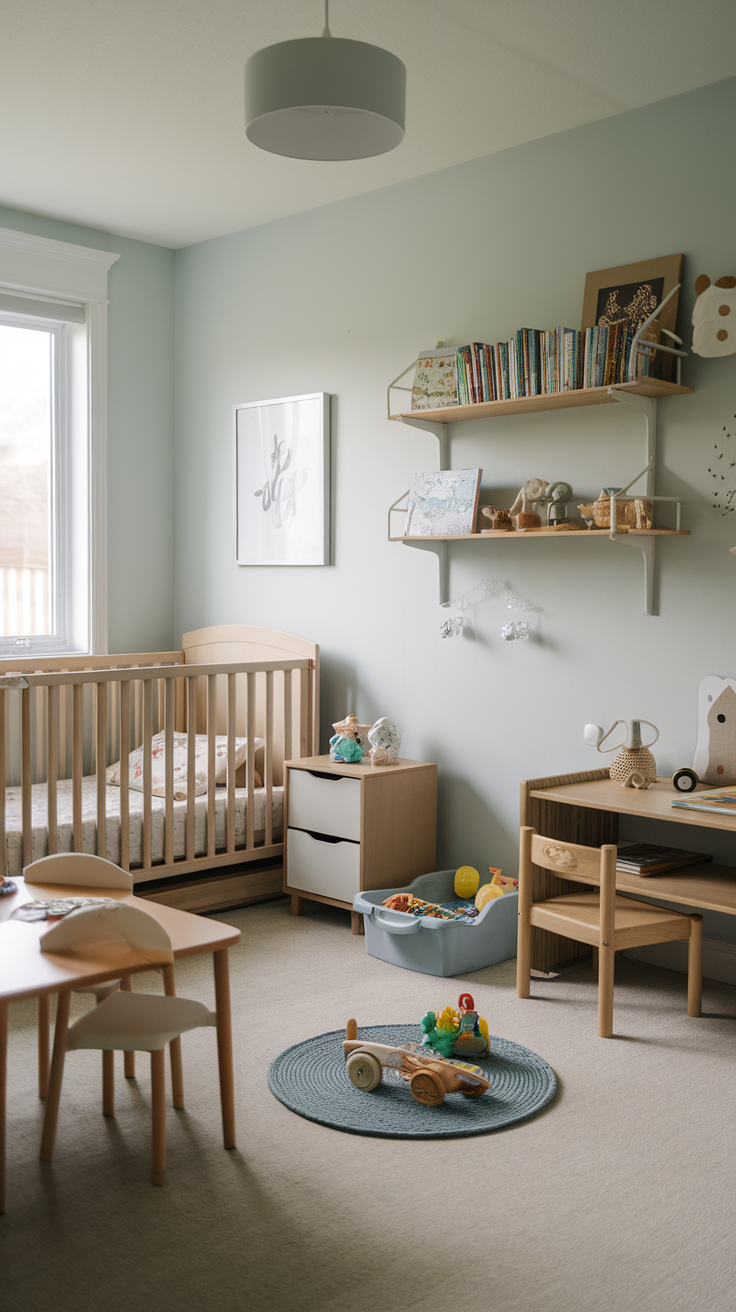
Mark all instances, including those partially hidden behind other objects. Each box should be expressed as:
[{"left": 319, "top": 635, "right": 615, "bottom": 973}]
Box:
[{"left": 245, "top": 37, "right": 406, "bottom": 160}]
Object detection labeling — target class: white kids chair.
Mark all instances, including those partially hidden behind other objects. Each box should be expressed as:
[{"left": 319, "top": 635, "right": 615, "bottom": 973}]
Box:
[
  {"left": 38, "top": 903, "right": 218, "bottom": 1185},
  {"left": 24, "top": 853, "right": 183, "bottom": 1113}
]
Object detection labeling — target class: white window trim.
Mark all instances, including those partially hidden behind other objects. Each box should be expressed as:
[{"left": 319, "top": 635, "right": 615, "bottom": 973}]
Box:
[{"left": 0, "top": 226, "right": 120, "bottom": 655}]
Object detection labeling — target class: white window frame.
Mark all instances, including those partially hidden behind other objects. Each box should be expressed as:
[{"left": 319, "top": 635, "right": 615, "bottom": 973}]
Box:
[{"left": 0, "top": 227, "right": 119, "bottom": 656}]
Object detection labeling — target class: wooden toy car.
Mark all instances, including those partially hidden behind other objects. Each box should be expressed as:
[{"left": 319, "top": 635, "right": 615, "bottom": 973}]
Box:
[{"left": 343, "top": 1019, "right": 491, "bottom": 1107}]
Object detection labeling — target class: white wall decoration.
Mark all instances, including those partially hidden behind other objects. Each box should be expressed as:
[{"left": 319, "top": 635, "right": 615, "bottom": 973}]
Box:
[
  {"left": 234, "top": 392, "right": 330, "bottom": 566},
  {"left": 693, "top": 675, "right": 736, "bottom": 785}
]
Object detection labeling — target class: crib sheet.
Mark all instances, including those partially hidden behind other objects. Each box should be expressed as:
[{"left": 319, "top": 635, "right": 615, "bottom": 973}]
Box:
[{"left": 4, "top": 777, "right": 283, "bottom": 877}]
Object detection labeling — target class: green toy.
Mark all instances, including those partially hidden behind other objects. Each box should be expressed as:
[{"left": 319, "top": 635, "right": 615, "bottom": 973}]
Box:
[{"left": 420, "top": 993, "right": 490, "bottom": 1058}]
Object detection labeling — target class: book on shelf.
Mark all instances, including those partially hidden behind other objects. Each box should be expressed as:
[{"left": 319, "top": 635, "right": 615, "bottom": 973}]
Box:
[
  {"left": 671, "top": 787, "right": 736, "bottom": 817},
  {"left": 411, "top": 349, "right": 458, "bottom": 411},
  {"left": 404, "top": 468, "right": 482, "bottom": 536},
  {"left": 615, "top": 842, "right": 711, "bottom": 876},
  {"left": 453, "top": 320, "right": 638, "bottom": 407}
]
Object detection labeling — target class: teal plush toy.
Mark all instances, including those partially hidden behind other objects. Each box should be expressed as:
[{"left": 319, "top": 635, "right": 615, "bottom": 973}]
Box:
[
  {"left": 419, "top": 1008, "right": 458, "bottom": 1058},
  {"left": 329, "top": 733, "right": 363, "bottom": 763}
]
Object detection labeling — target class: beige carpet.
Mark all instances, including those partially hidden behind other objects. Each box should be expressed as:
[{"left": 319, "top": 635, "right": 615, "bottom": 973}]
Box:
[{"left": 3, "top": 897, "right": 736, "bottom": 1312}]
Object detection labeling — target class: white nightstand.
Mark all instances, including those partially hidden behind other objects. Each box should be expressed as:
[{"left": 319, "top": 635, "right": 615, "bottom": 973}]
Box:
[{"left": 284, "top": 754, "right": 437, "bottom": 934}]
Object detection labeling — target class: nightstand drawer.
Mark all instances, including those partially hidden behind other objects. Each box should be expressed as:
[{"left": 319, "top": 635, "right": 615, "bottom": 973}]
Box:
[
  {"left": 288, "top": 769, "right": 361, "bottom": 841},
  {"left": 286, "top": 827, "right": 361, "bottom": 901}
]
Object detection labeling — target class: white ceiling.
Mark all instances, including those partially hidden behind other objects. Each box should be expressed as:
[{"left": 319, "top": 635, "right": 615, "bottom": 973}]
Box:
[{"left": 1, "top": 0, "right": 734, "bottom": 249}]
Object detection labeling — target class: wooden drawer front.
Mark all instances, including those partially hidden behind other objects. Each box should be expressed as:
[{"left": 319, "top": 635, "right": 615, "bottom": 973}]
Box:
[
  {"left": 288, "top": 770, "right": 361, "bottom": 841},
  {"left": 287, "top": 828, "right": 361, "bottom": 901}
]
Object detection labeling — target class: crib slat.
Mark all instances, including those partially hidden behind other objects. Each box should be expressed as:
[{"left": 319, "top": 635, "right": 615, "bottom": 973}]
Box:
[
  {"left": 164, "top": 677, "right": 175, "bottom": 867},
  {"left": 226, "top": 673, "right": 236, "bottom": 855},
  {"left": 246, "top": 672, "right": 255, "bottom": 850},
  {"left": 119, "top": 681, "right": 130, "bottom": 872},
  {"left": 21, "top": 686, "right": 32, "bottom": 868},
  {"left": 186, "top": 677, "right": 196, "bottom": 862},
  {"left": 207, "top": 675, "right": 216, "bottom": 858},
  {"left": 143, "top": 679, "right": 153, "bottom": 870},
  {"left": 299, "top": 667, "right": 310, "bottom": 757},
  {"left": 96, "top": 683, "right": 107, "bottom": 860},
  {"left": 0, "top": 690, "right": 6, "bottom": 878},
  {"left": 283, "top": 670, "right": 292, "bottom": 772},
  {"left": 34, "top": 685, "right": 44, "bottom": 784},
  {"left": 72, "top": 684, "right": 83, "bottom": 852},
  {"left": 264, "top": 670, "right": 273, "bottom": 847},
  {"left": 47, "top": 685, "right": 58, "bottom": 855}
]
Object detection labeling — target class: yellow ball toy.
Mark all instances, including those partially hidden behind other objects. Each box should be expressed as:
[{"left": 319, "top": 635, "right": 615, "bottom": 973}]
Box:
[
  {"left": 454, "top": 865, "right": 480, "bottom": 898},
  {"left": 475, "top": 883, "right": 504, "bottom": 911}
]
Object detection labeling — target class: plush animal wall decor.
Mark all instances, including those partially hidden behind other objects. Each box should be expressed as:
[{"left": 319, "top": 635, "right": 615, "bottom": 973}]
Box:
[
  {"left": 693, "top": 675, "right": 736, "bottom": 785},
  {"left": 692, "top": 275, "right": 736, "bottom": 357}
]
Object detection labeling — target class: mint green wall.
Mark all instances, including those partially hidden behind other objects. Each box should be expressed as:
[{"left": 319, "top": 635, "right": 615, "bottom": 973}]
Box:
[
  {"left": 175, "top": 78, "right": 736, "bottom": 914},
  {"left": 0, "top": 206, "right": 176, "bottom": 653}
]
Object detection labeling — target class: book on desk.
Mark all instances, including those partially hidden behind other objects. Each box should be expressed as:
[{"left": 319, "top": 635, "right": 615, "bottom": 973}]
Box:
[
  {"left": 616, "top": 842, "right": 711, "bottom": 877},
  {"left": 672, "top": 786, "right": 736, "bottom": 818}
]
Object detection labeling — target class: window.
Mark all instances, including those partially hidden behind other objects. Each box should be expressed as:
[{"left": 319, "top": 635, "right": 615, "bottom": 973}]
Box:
[{"left": 0, "top": 228, "right": 119, "bottom": 655}]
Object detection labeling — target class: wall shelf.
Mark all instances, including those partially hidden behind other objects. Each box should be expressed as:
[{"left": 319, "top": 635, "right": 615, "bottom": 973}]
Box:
[
  {"left": 387, "top": 378, "right": 694, "bottom": 615},
  {"left": 388, "top": 378, "right": 692, "bottom": 425},
  {"left": 391, "top": 528, "right": 690, "bottom": 542}
]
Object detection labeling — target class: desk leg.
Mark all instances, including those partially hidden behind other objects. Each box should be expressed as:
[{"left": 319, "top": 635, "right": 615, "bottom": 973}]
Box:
[
  {"left": 0, "top": 1000, "right": 7, "bottom": 1214},
  {"left": 213, "top": 948, "right": 236, "bottom": 1149},
  {"left": 163, "top": 965, "right": 184, "bottom": 1109},
  {"left": 38, "top": 994, "right": 50, "bottom": 1099},
  {"left": 120, "top": 975, "right": 135, "bottom": 1078},
  {"left": 688, "top": 915, "right": 703, "bottom": 1018},
  {"left": 40, "top": 989, "right": 71, "bottom": 1161}
]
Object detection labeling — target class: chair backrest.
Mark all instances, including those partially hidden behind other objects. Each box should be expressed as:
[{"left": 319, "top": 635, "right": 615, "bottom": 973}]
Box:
[
  {"left": 528, "top": 832, "right": 616, "bottom": 888},
  {"left": 24, "top": 853, "right": 133, "bottom": 890},
  {"left": 40, "top": 903, "right": 173, "bottom": 964}
]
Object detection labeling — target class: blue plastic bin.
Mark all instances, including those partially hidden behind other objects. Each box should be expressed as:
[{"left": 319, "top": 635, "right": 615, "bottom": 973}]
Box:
[{"left": 353, "top": 869, "right": 518, "bottom": 977}]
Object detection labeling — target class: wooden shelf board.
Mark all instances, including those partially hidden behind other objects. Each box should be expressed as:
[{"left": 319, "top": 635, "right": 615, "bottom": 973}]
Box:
[
  {"left": 614, "top": 861, "right": 736, "bottom": 916},
  {"left": 529, "top": 778, "right": 736, "bottom": 833},
  {"left": 391, "top": 379, "right": 693, "bottom": 424},
  {"left": 391, "top": 528, "right": 690, "bottom": 542}
]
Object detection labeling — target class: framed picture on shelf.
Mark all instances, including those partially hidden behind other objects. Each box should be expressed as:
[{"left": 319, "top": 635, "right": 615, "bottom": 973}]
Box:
[
  {"left": 405, "top": 469, "right": 482, "bottom": 536},
  {"left": 234, "top": 393, "right": 330, "bottom": 565},
  {"left": 581, "top": 254, "right": 683, "bottom": 380}
]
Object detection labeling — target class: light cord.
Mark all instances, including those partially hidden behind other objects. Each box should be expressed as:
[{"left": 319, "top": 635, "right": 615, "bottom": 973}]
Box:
[{"left": 323, "top": 0, "right": 331, "bottom": 36}]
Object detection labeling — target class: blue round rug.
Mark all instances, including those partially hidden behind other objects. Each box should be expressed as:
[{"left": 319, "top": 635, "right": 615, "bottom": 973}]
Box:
[{"left": 268, "top": 1024, "right": 558, "bottom": 1139}]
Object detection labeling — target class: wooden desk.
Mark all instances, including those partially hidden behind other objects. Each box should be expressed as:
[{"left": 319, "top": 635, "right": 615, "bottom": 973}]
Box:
[
  {"left": 521, "top": 768, "right": 736, "bottom": 973},
  {"left": 0, "top": 878, "right": 240, "bottom": 1213}
]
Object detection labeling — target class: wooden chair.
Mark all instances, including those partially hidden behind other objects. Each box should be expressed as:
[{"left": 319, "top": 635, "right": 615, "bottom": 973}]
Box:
[
  {"left": 25, "top": 853, "right": 183, "bottom": 1110},
  {"left": 516, "top": 826, "right": 703, "bottom": 1037},
  {"left": 38, "top": 904, "right": 218, "bottom": 1185}
]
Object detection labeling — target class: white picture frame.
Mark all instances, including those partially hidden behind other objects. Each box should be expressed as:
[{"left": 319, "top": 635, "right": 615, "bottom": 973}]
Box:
[{"left": 234, "top": 392, "right": 330, "bottom": 566}]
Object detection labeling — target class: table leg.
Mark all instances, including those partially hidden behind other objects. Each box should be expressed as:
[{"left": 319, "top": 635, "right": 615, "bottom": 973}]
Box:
[
  {"left": 38, "top": 994, "right": 50, "bottom": 1099},
  {"left": 120, "top": 975, "right": 135, "bottom": 1078},
  {"left": 163, "top": 964, "right": 184, "bottom": 1109},
  {"left": 40, "top": 989, "right": 71, "bottom": 1161},
  {"left": 213, "top": 948, "right": 236, "bottom": 1149},
  {"left": 102, "top": 1051, "right": 115, "bottom": 1116},
  {"left": 688, "top": 915, "right": 703, "bottom": 1017},
  {"left": 0, "top": 1000, "right": 7, "bottom": 1215},
  {"left": 350, "top": 911, "right": 364, "bottom": 936}
]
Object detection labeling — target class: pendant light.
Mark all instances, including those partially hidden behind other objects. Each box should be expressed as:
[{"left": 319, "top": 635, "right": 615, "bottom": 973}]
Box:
[{"left": 245, "top": 1, "right": 406, "bottom": 161}]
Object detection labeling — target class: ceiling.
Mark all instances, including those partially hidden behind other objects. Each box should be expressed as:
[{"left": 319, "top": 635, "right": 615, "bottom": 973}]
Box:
[{"left": 1, "top": 0, "right": 734, "bottom": 249}]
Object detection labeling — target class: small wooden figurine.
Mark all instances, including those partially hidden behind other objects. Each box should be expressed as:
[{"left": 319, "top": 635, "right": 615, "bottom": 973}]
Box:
[
  {"left": 509, "top": 477, "right": 547, "bottom": 530},
  {"left": 480, "top": 506, "right": 513, "bottom": 532}
]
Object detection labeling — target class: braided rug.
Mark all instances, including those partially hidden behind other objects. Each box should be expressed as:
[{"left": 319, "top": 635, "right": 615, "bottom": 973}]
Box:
[{"left": 268, "top": 1024, "right": 558, "bottom": 1139}]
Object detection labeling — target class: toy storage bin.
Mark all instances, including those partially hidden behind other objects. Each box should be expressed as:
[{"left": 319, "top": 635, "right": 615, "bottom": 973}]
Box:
[{"left": 353, "top": 869, "right": 518, "bottom": 977}]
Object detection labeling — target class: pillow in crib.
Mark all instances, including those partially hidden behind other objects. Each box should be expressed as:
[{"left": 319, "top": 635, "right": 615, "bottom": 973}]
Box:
[{"left": 106, "top": 731, "right": 264, "bottom": 799}]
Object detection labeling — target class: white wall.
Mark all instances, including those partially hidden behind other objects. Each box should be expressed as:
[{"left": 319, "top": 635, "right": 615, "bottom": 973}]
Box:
[{"left": 174, "top": 78, "right": 736, "bottom": 928}]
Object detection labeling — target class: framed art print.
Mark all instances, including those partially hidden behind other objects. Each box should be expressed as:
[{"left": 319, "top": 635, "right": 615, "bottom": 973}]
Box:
[
  {"left": 234, "top": 393, "right": 330, "bottom": 565},
  {"left": 581, "top": 254, "right": 683, "bottom": 381}
]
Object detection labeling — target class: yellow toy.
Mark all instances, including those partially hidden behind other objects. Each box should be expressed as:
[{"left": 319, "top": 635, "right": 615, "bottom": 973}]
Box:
[
  {"left": 454, "top": 865, "right": 480, "bottom": 898},
  {"left": 475, "top": 867, "right": 518, "bottom": 910}
]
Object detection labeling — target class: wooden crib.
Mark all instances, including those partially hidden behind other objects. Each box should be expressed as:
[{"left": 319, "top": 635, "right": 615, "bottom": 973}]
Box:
[{"left": 0, "top": 625, "right": 319, "bottom": 911}]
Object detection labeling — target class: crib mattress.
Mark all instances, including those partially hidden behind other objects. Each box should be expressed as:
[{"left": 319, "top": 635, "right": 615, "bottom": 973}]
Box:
[{"left": 4, "top": 777, "right": 284, "bottom": 877}]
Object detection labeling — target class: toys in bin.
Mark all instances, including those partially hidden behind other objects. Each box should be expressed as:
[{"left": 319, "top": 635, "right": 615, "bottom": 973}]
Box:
[
  {"left": 420, "top": 994, "right": 490, "bottom": 1059},
  {"left": 380, "top": 865, "right": 518, "bottom": 926}
]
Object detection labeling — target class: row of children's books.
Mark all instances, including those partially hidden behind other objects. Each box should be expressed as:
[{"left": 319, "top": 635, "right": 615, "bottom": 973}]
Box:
[{"left": 454, "top": 322, "right": 647, "bottom": 405}]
